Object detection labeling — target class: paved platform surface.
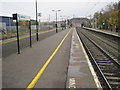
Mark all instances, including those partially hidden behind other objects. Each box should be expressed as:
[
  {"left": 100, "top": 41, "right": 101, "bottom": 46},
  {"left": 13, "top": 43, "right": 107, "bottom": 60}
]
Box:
[
  {"left": 3, "top": 28, "right": 72, "bottom": 88},
  {"left": 2, "top": 29, "right": 63, "bottom": 58},
  {"left": 66, "top": 29, "right": 101, "bottom": 88},
  {"left": 3, "top": 27, "right": 101, "bottom": 89}
]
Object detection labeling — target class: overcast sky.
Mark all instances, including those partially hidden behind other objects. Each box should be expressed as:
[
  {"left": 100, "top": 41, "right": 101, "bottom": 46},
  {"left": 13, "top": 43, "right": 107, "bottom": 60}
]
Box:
[{"left": 0, "top": 0, "right": 118, "bottom": 21}]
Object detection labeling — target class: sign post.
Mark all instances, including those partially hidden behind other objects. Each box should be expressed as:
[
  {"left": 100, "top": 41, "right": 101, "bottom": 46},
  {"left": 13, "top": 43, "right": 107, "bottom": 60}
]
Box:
[
  {"left": 29, "top": 20, "right": 32, "bottom": 48},
  {"left": 13, "top": 13, "right": 20, "bottom": 54},
  {"left": 13, "top": 13, "right": 31, "bottom": 54}
]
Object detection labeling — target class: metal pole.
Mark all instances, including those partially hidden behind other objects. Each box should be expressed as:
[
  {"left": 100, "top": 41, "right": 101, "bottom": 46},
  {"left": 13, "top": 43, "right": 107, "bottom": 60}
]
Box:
[
  {"left": 36, "top": 0, "right": 39, "bottom": 41},
  {"left": 65, "top": 19, "right": 67, "bottom": 29},
  {"left": 61, "top": 16, "right": 63, "bottom": 30},
  {"left": 9, "top": 17, "right": 12, "bottom": 37},
  {"left": 29, "top": 20, "right": 32, "bottom": 48},
  {"left": 16, "top": 14, "right": 20, "bottom": 54},
  {"left": 49, "top": 14, "right": 50, "bottom": 30},
  {"left": 39, "top": 19, "right": 40, "bottom": 30},
  {"left": 56, "top": 12, "right": 58, "bottom": 33}
]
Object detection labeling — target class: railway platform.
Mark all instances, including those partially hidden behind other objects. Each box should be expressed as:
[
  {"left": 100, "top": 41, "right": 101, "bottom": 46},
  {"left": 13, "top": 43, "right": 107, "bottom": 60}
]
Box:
[
  {"left": 66, "top": 29, "right": 102, "bottom": 88},
  {"left": 3, "top": 27, "right": 102, "bottom": 89},
  {"left": 66, "top": 30, "right": 101, "bottom": 88},
  {"left": 83, "top": 27, "right": 119, "bottom": 37}
]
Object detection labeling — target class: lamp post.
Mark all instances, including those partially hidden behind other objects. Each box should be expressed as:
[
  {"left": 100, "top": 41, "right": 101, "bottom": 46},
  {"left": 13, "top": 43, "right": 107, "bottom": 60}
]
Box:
[
  {"left": 52, "top": 10, "right": 61, "bottom": 33},
  {"left": 49, "top": 14, "right": 50, "bottom": 30},
  {"left": 66, "top": 16, "right": 69, "bottom": 28},
  {"left": 60, "top": 15, "right": 64, "bottom": 30},
  {"left": 36, "top": 0, "right": 39, "bottom": 41},
  {"left": 103, "top": 22, "right": 105, "bottom": 29},
  {"left": 38, "top": 13, "right": 41, "bottom": 31}
]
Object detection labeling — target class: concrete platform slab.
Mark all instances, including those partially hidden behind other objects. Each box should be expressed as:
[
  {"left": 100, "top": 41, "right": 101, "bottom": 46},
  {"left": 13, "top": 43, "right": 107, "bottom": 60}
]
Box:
[
  {"left": 3, "top": 29, "right": 72, "bottom": 88},
  {"left": 66, "top": 28, "right": 102, "bottom": 88}
]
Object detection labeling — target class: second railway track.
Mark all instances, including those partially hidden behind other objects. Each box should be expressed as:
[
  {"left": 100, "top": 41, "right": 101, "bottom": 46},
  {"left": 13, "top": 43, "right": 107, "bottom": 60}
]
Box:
[{"left": 76, "top": 27, "right": 120, "bottom": 90}]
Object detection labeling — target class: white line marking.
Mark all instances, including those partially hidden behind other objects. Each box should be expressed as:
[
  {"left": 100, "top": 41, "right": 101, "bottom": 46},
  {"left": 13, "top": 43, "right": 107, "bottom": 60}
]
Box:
[{"left": 68, "top": 78, "right": 76, "bottom": 88}]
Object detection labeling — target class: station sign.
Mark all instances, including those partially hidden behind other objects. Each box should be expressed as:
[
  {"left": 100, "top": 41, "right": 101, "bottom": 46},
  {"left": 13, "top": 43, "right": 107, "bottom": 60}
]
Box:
[
  {"left": 13, "top": 13, "right": 30, "bottom": 21},
  {"left": 38, "top": 13, "right": 41, "bottom": 17},
  {"left": 12, "top": 13, "right": 31, "bottom": 54}
]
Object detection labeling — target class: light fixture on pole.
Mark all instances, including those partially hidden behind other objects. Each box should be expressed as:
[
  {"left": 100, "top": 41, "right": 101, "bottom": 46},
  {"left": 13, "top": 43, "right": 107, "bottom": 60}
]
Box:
[{"left": 52, "top": 10, "right": 61, "bottom": 33}]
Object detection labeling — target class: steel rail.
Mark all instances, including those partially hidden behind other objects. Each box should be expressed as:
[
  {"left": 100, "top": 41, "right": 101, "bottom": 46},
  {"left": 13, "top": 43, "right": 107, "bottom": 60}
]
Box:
[
  {"left": 81, "top": 31, "right": 120, "bottom": 68},
  {"left": 77, "top": 29, "right": 120, "bottom": 89}
]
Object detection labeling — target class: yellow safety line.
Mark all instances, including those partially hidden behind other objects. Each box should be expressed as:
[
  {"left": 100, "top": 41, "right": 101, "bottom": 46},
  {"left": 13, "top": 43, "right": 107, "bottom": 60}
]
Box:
[
  {"left": 26, "top": 30, "right": 71, "bottom": 90},
  {"left": 0, "top": 30, "right": 55, "bottom": 45}
]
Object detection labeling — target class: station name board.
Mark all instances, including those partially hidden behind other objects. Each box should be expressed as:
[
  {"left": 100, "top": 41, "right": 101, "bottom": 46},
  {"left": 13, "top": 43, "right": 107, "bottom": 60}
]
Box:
[{"left": 13, "top": 13, "right": 30, "bottom": 21}]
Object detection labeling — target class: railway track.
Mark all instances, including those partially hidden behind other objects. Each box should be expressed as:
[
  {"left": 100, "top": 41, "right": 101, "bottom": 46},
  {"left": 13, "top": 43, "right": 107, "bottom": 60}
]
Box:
[
  {"left": 80, "top": 28, "right": 119, "bottom": 64},
  {"left": 76, "top": 27, "right": 120, "bottom": 89}
]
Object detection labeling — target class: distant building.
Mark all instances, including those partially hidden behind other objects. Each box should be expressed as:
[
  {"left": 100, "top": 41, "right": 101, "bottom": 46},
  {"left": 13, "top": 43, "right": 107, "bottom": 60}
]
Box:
[
  {"left": 70, "top": 18, "right": 90, "bottom": 27},
  {"left": 0, "top": 16, "right": 16, "bottom": 26},
  {"left": 0, "top": 16, "right": 16, "bottom": 32},
  {"left": 0, "top": 16, "right": 56, "bottom": 32}
]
